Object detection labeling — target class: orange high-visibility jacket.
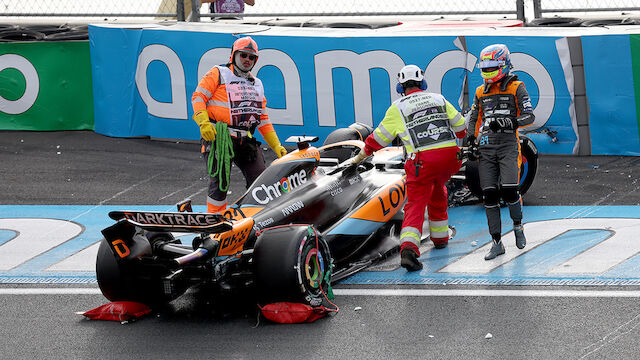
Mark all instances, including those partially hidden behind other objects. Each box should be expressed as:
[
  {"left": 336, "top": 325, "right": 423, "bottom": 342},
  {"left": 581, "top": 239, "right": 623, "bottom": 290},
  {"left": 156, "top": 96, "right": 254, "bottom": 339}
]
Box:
[{"left": 191, "top": 64, "right": 275, "bottom": 136}]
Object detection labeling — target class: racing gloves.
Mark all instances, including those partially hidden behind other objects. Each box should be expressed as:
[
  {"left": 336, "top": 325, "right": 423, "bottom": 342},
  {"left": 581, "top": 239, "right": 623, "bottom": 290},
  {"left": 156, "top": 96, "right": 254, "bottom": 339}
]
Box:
[
  {"left": 193, "top": 110, "right": 216, "bottom": 141},
  {"left": 487, "top": 116, "right": 518, "bottom": 132},
  {"left": 465, "top": 135, "right": 480, "bottom": 161},
  {"left": 263, "top": 130, "right": 288, "bottom": 158}
]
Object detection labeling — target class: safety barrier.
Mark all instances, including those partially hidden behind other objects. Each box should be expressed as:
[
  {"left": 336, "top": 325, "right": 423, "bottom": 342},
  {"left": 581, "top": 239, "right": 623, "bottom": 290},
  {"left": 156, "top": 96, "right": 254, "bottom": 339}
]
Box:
[
  {"left": 0, "top": 40, "right": 94, "bottom": 130},
  {"left": 81, "top": 23, "right": 640, "bottom": 155},
  {"left": 2, "top": 19, "right": 640, "bottom": 155}
]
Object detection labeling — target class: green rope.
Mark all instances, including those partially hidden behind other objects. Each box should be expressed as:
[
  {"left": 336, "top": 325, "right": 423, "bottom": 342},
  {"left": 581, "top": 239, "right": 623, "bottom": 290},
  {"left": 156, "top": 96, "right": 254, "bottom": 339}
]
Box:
[{"left": 208, "top": 121, "right": 235, "bottom": 192}]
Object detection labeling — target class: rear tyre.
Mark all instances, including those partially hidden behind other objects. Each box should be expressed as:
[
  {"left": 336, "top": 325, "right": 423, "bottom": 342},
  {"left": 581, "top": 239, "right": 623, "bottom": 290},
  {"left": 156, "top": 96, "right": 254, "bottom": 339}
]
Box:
[
  {"left": 253, "top": 225, "right": 333, "bottom": 306},
  {"left": 96, "top": 238, "right": 169, "bottom": 306}
]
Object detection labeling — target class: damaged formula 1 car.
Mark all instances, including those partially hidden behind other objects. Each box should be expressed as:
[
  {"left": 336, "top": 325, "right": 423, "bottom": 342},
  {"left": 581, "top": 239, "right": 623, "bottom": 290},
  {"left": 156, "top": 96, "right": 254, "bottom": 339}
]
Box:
[{"left": 96, "top": 124, "right": 537, "bottom": 308}]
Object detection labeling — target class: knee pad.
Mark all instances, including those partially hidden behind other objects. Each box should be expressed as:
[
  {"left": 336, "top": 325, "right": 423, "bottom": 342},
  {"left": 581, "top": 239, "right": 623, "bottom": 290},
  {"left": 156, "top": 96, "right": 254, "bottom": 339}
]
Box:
[
  {"left": 482, "top": 188, "right": 500, "bottom": 207},
  {"left": 501, "top": 185, "right": 520, "bottom": 204}
]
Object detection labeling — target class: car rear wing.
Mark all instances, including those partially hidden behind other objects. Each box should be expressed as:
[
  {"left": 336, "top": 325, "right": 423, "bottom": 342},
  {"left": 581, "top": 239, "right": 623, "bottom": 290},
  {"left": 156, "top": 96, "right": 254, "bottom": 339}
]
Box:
[{"left": 108, "top": 211, "right": 233, "bottom": 234}]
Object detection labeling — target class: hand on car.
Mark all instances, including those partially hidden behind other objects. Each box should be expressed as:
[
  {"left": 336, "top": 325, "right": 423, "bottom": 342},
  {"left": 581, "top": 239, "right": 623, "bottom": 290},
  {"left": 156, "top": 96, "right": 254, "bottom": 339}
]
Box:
[{"left": 351, "top": 151, "right": 368, "bottom": 164}]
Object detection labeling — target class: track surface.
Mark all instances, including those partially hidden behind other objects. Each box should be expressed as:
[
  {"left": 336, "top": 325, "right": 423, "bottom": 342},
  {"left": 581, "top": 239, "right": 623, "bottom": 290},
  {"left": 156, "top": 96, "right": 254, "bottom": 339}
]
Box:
[{"left": 2, "top": 131, "right": 640, "bottom": 359}]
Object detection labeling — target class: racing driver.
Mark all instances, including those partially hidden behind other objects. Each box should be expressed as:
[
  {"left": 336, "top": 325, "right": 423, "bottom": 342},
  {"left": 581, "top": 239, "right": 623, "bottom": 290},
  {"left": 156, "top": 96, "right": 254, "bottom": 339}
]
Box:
[
  {"left": 191, "top": 36, "right": 287, "bottom": 213},
  {"left": 353, "top": 64, "right": 467, "bottom": 271},
  {"left": 466, "top": 44, "right": 535, "bottom": 260}
]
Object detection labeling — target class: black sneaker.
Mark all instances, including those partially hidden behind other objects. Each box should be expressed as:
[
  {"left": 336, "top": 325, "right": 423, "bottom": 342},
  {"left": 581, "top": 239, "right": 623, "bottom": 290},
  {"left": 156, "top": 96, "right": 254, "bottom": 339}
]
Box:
[
  {"left": 514, "top": 225, "right": 526, "bottom": 249},
  {"left": 400, "top": 248, "right": 423, "bottom": 271},
  {"left": 484, "top": 240, "right": 505, "bottom": 260}
]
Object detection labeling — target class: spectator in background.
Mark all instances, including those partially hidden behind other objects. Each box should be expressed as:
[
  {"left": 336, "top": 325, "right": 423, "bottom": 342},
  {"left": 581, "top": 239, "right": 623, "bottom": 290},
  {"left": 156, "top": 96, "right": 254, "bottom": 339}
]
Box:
[
  {"left": 157, "top": 0, "right": 214, "bottom": 21},
  {"left": 210, "top": 0, "right": 255, "bottom": 18}
]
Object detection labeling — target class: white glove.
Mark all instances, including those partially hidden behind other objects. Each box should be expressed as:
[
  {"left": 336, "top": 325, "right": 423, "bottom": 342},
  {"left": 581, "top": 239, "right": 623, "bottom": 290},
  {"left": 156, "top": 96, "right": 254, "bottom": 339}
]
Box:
[{"left": 351, "top": 151, "right": 368, "bottom": 164}]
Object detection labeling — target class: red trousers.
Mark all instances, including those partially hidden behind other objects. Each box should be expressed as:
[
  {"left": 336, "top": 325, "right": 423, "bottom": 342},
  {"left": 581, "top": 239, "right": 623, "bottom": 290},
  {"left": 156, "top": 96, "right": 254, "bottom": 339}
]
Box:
[{"left": 400, "top": 146, "right": 461, "bottom": 249}]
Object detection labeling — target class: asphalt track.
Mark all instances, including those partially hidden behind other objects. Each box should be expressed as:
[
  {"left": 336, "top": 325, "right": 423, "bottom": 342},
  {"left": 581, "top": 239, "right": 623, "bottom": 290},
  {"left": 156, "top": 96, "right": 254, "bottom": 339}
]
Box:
[{"left": 3, "top": 130, "right": 640, "bottom": 359}]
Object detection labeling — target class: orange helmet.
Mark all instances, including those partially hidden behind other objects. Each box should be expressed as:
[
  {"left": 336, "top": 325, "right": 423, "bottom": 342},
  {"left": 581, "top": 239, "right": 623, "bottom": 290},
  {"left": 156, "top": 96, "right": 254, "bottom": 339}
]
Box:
[{"left": 229, "top": 36, "right": 259, "bottom": 63}]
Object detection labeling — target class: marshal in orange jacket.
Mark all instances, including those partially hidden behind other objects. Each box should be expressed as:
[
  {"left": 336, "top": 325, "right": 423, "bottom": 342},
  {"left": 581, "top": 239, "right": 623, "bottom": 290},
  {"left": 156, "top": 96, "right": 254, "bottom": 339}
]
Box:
[{"left": 191, "top": 63, "right": 275, "bottom": 137}]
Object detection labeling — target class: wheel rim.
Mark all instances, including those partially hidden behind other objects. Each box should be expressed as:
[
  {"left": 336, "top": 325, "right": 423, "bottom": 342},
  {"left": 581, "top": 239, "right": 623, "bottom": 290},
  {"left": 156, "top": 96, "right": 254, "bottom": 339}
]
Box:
[{"left": 304, "top": 248, "right": 325, "bottom": 289}]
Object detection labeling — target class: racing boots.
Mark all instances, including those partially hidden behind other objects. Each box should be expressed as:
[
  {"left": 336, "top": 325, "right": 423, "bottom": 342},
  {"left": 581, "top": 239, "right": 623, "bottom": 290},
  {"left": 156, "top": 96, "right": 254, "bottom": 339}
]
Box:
[
  {"left": 484, "top": 239, "right": 505, "bottom": 260},
  {"left": 514, "top": 224, "right": 526, "bottom": 249},
  {"left": 400, "top": 242, "right": 423, "bottom": 272}
]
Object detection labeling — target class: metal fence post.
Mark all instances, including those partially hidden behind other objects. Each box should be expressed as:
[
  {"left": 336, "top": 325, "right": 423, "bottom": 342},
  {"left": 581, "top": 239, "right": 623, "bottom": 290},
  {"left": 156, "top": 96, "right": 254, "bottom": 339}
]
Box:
[
  {"left": 516, "top": 0, "right": 525, "bottom": 22},
  {"left": 533, "top": 0, "right": 542, "bottom": 19},
  {"left": 458, "top": 36, "right": 470, "bottom": 114},
  {"left": 177, "top": 0, "right": 185, "bottom": 21},
  {"left": 191, "top": 0, "right": 201, "bottom": 22}
]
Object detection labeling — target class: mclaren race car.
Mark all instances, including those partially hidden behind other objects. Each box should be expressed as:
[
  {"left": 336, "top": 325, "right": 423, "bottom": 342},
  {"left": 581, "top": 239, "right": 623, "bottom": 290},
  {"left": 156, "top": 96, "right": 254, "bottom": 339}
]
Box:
[{"left": 96, "top": 124, "right": 537, "bottom": 308}]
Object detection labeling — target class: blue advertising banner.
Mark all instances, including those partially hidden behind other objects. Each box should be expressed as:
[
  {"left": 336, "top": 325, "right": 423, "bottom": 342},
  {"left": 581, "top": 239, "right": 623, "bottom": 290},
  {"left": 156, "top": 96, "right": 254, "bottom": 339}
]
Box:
[
  {"left": 582, "top": 35, "right": 640, "bottom": 156},
  {"left": 89, "top": 25, "right": 577, "bottom": 154}
]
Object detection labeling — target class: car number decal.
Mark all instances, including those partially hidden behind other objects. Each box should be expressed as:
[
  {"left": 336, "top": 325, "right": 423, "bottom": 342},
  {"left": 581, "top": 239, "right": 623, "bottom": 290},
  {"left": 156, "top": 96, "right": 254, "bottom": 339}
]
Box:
[{"left": 215, "top": 217, "right": 255, "bottom": 256}]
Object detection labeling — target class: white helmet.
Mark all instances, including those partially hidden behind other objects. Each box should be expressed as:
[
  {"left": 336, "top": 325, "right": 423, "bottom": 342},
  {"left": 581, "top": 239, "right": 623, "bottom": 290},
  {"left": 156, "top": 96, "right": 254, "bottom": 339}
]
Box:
[
  {"left": 396, "top": 65, "right": 426, "bottom": 93},
  {"left": 397, "top": 64, "right": 424, "bottom": 84}
]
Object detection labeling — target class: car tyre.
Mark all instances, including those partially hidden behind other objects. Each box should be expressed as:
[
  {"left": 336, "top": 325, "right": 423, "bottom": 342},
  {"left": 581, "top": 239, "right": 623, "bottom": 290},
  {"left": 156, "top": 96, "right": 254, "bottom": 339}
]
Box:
[
  {"left": 464, "top": 159, "right": 483, "bottom": 199},
  {"left": 96, "top": 238, "right": 168, "bottom": 306},
  {"left": 464, "top": 134, "right": 537, "bottom": 199},
  {"left": 518, "top": 135, "right": 538, "bottom": 195},
  {"left": 253, "top": 225, "right": 333, "bottom": 306}
]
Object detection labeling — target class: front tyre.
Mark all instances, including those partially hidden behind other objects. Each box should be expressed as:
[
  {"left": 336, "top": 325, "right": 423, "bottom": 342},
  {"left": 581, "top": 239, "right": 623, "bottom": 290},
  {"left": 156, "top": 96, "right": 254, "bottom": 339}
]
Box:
[{"left": 253, "top": 225, "right": 333, "bottom": 306}]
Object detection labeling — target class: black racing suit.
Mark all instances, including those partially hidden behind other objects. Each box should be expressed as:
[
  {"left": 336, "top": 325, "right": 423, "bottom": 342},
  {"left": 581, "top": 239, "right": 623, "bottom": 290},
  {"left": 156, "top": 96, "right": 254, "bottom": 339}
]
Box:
[{"left": 467, "top": 74, "right": 535, "bottom": 240}]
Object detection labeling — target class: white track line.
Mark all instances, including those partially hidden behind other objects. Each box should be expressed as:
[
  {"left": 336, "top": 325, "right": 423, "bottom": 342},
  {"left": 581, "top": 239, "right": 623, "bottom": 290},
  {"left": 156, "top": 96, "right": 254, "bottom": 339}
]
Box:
[
  {"left": 2, "top": 288, "right": 640, "bottom": 297},
  {"left": 333, "top": 289, "right": 640, "bottom": 298},
  {"left": 68, "top": 172, "right": 166, "bottom": 222},
  {"left": 0, "top": 288, "right": 102, "bottom": 295}
]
